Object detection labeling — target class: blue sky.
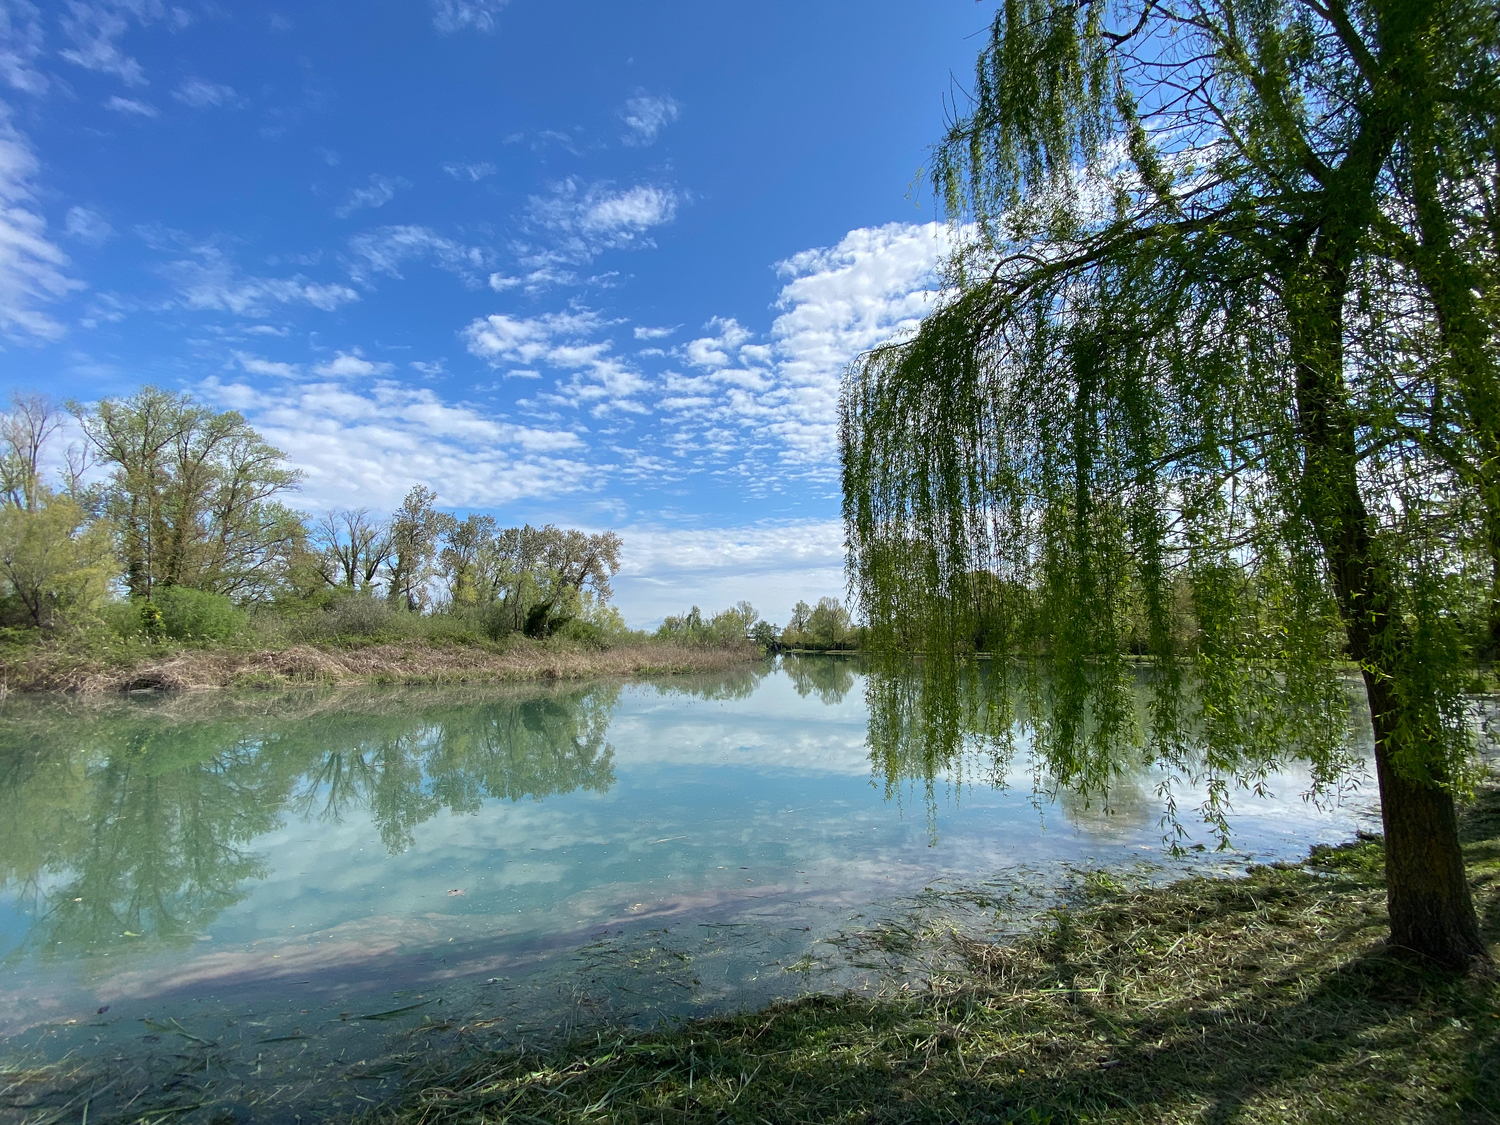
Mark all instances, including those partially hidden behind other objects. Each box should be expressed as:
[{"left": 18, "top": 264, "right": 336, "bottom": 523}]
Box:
[{"left": 0, "top": 0, "right": 981, "bottom": 626}]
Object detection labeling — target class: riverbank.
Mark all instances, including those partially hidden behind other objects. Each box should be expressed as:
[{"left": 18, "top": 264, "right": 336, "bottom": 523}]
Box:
[
  {"left": 376, "top": 793, "right": 1500, "bottom": 1125},
  {"left": 0, "top": 634, "right": 761, "bottom": 693}
]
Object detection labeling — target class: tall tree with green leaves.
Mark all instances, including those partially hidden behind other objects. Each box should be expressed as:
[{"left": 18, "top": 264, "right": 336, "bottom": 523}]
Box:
[
  {"left": 842, "top": 0, "right": 1498, "bottom": 967},
  {"left": 73, "top": 387, "right": 302, "bottom": 601}
]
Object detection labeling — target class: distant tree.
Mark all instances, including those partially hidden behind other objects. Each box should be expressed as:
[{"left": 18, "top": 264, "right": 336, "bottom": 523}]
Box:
[
  {"left": 806, "top": 596, "right": 853, "bottom": 649},
  {"left": 750, "top": 619, "right": 781, "bottom": 648},
  {"left": 788, "top": 600, "right": 812, "bottom": 633},
  {"left": 315, "top": 508, "right": 393, "bottom": 593},
  {"left": 0, "top": 393, "right": 62, "bottom": 512},
  {"left": 439, "top": 513, "right": 497, "bottom": 606},
  {"left": 656, "top": 601, "right": 760, "bottom": 646},
  {"left": 72, "top": 387, "right": 301, "bottom": 601},
  {"left": 384, "top": 486, "right": 456, "bottom": 612}
]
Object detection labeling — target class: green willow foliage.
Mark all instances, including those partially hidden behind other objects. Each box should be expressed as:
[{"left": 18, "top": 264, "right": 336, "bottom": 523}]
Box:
[{"left": 842, "top": 0, "right": 1498, "bottom": 820}]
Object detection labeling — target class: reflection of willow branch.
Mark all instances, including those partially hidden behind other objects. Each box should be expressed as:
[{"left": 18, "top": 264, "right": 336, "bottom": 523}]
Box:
[{"left": 866, "top": 658, "right": 1021, "bottom": 841}]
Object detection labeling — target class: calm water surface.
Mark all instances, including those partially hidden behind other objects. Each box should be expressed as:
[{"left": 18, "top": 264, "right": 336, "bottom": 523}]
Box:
[{"left": 0, "top": 657, "right": 1376, "bottom": 1122}]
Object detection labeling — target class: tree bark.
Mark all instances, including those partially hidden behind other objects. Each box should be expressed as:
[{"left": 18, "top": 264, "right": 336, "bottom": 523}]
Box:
[
  {"left": 1366, "top": 676, "right": 1484, "bottom": 964},
  {"left": 1290, "top": 246, "right": 1487, "bottom": 970}
]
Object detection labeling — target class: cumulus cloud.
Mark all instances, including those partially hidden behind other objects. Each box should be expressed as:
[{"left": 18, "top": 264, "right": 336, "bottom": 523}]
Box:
[
  {"left": 431, "top": 0, "right": 508, "bottom": 33},
  {"left": 199, "top": 374, "right": 590, "bottom": 511},
  {"left": 0, "top": 1, "right": 47, "bottom": 95},
  {"left": 104, "top": 94, "right": 156, "bottom": 116},
  {"left": 633, "top": 324, "right": 676, "bottom": 340},
  {"left": 620, "top": 93, "right": 679, "bottom": 145},
  {"left": 0, "top": 115, "right": 82, "bottom": 340},
  {"left": 347, "top": 225, "right": 487, "bottom": 285},
  {"left": 655, "top": 222, "right": 952, "bottom": 481},
  {"left": 172, "top": 76, "right": 236, "bottom": 108},
  {"left": 312, "top": 350, "right": 393, "bottom": 378},
  {"left": 159, "top": 243, "right": 359, "bottom": 318},
  {"left": 465, "top": 307, "right": 650, "bottom": 414},
  {"left": 443, "top": 161, "right": 495, "bottom": 181},
  {"left": 60, "top": 0, "right": 158, "bottom": 87},
  {"left": 335, "top": 174, "right": 408, "bottom": 219},
  {"left": 64, "top": 205, "right": 113, "bottom": 244}
]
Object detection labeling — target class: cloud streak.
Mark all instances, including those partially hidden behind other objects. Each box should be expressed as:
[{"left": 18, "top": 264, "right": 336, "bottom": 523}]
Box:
[
  {"left": 335, "top": 174, "right": 408, "bottom": 218},
  {"left": 431, "top": 0, "right": 508, "bottom": 33},
  {"left": 0, "top": 113, "right": 81, "bottom": 340}
]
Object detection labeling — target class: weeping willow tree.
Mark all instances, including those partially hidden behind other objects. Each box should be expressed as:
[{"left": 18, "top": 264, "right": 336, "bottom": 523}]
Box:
[{"left": 841, "top": 0, "right": 1499, "bottom": 969}]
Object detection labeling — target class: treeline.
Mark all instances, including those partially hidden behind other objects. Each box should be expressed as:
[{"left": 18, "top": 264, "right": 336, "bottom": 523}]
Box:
[
  {"left": 656, "top": 595, "right": 860, "bottom": 652},
  {"left": 0, "top": 386, "right": 629, "bottom": 646}
]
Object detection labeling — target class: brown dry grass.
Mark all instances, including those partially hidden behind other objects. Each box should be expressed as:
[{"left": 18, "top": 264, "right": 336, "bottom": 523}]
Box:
[{"left": 0, "top": 637, "right": 759, "bottom": 694}]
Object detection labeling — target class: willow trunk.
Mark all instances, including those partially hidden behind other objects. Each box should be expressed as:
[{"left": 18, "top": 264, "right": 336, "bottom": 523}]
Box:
[{"left": 1291, "top": 261, "right": 1487, "bottom": 970}]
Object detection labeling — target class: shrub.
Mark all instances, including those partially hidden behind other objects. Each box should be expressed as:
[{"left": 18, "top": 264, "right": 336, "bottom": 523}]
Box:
[
  {"left": 153, "top": 586, "right": 245, "bottom": 642},
  {"left": 318, "top": 594, "right": 397, "bottom": 638}
]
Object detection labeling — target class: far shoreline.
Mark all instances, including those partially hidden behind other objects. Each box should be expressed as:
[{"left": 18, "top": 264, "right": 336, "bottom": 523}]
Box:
[{"left": 0, "top": 636, "right": 767, "bottom": 696}]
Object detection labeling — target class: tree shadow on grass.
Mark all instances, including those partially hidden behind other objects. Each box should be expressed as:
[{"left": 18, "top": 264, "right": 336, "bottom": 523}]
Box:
[{"left": 381, "top": 793, "right": 1500, "bottom": 1125}]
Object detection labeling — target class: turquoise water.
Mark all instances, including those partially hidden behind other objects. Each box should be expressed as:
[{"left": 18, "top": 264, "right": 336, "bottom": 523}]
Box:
[{"left": 0, "top": 657, "right": 1375, "bottom": 1122}]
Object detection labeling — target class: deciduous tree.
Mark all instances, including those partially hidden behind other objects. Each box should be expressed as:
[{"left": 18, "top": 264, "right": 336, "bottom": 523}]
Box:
[{"left": 842, "top": 0, "right": 1498, "bottom": 967}]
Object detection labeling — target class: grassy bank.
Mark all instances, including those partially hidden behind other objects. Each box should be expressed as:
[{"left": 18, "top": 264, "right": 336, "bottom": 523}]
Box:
[
  {"left": 375, "top": 794, "right": 1500, "bottom": 1125},
  {"left": 0, "top": 631, "right": 761, "bottom": 693}
]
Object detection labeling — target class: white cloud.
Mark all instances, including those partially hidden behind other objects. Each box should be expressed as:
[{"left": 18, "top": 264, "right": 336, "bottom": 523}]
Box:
[
  {"left": 199, "top": 375, "right": 591, "bottom": 511},
  {"left": 464, "top": 308, "right": 651, "bottom": 414},
  {"left": 611, "top": 521, "right": 848, "bottom": 628},
  {"left": 0, "top": 1, "right": 47, "bottom": 95},
  {"left": 685, "top": 316, "right": 752, "bottom": 369},
  {"left": 431, "top": 0, "right": 508, "bottom": 33},
  {"left": 64, "top": 205, "right": 113, "bottom": 244},
  {"left": 463, "top": 308, "right": 601, "bottom": 366},
  {"left": 634, "top": 325, "right": 676, "bottom": 340},
  {"left": 654, "top": 222, "right": 952, "bottom": 481},
  {"left": 312, "top": 350, "right": 393, "bottom": 378},
  {"left": 60, "top": 0, "right": 159, "bottom": 87},
  {"left": 347, "top": 225, "right": 487, "bottom": 285},
  {"left": 172, "top": 76, "right": 236, "bottom": 108},
  {"left": 103, "top": 94, "right": 156, "bottom": 116},
  {"left": 335, "top": 174, "right": 408, "bottom": 218},
  {"left": 0, "top": 114, "right": 81, "bottom": 340},
  {"left": 233, "top": 350, "right": 299, "bottom": 379},
  {"left": 160, "top": 244, "right": 360, "bottom": 317},
  {"left": 443, "top": 161, "right": 495, "bottom": 181},
  {"left": 523, "top": 179, "right": 680, "bottom": 267},
  {"left": 620, "top": 93, "right": 679, "bottom": 146}
]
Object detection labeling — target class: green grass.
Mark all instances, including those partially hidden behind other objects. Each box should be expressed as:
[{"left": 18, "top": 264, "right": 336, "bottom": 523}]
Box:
[{"left": 371, "top": 793, "right": 1500, "bottom": 1125}]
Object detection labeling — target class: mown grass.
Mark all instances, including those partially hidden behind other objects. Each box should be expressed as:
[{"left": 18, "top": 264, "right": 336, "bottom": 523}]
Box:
[{"left": 372, "top": 792, "right": 1500, "bottom": 1125}]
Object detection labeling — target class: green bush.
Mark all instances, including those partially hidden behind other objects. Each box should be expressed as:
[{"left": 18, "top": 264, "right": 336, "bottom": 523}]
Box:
[{"left": 153, "top": 586, "right": 246, "bottom": 642}]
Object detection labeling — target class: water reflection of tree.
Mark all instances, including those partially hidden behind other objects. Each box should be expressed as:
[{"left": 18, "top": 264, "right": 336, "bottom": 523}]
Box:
[
  {"left": 864, "top": 661, "right": 1359, "bottom": 841},
  {"left": 646, "top": 662, "right": 773, "bottom": 702},
  {"left": 781, "top": 653, "right": 859, "bottom": 705},
  {"left": 0, "top": 683, "right": 624, "bottom": 958}
]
